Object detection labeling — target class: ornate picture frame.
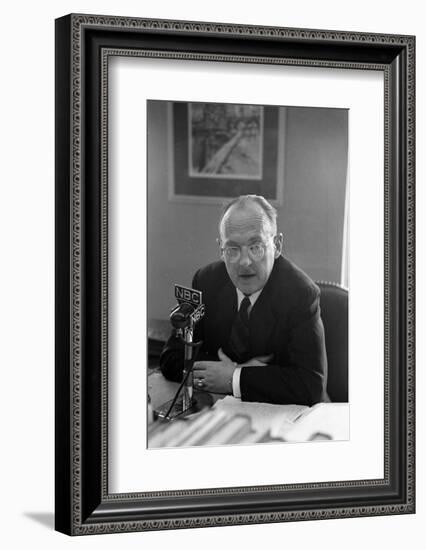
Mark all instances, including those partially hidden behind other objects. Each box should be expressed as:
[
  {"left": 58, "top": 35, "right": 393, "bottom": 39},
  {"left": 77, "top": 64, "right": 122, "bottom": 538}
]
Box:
[{"left": 55, "top": 14, "right": 415, "bottom": 535}]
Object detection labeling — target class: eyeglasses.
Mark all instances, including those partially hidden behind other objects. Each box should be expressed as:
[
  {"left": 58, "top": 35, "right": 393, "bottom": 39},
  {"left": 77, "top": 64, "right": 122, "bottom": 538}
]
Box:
[{"left": 221, "top": 240, "right": 272, "bottom": 263}]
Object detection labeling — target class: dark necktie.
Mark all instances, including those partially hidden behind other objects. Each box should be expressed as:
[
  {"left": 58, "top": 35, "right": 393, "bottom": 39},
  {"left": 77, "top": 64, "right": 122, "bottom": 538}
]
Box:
[{"left": 228, "top": 296, "right": 251, "bottom": 362}]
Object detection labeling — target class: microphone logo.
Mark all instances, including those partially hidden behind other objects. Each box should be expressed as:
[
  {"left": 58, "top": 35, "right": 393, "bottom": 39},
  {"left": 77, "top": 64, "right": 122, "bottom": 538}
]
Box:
[
  {"left": 174, "top": 284, "right": 202, "bottom": 306},
  {"left": 170, "top": 284, "right": 205, "bottom": 329}
]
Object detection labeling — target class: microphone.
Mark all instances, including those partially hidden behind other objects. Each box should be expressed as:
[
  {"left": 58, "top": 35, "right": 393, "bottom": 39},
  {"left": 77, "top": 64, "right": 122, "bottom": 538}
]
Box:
[
  {"left": 170, "top": 302, "right": 196, "bottom": 330},
  {"left": 163, "top": 285, "right": 205, "bottom": 419},
  {"left": 170, "top": 285, "right": 205, "bottom": 331}
]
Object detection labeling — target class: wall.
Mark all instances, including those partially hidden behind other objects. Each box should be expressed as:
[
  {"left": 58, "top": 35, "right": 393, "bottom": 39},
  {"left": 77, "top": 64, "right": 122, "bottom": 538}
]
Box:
[
  {"left": 148, "top": 102, "right": 348, "bottom": 321},
  {"left": 1, "top": 1, "right": 424, "bottom": 550},
  {"left": 284, "top": 107, "right": 348, "bottom": 282}
]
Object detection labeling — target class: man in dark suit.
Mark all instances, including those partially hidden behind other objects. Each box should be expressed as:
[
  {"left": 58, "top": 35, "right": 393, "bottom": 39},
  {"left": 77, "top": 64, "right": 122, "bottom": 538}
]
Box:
[{"left": 160, "top": 195, "right": 328, "bottom": 405}]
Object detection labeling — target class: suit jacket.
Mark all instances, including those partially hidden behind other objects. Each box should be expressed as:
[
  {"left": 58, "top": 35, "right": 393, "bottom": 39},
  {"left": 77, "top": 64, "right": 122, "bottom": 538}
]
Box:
[{"left": 160, "top": 256, "right": 328, "bottom": 406}]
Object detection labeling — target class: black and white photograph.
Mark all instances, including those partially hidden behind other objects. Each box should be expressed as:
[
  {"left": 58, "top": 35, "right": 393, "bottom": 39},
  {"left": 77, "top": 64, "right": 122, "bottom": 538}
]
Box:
[{"left": 147, "top": 100, "right": 349, "bottom": 448}]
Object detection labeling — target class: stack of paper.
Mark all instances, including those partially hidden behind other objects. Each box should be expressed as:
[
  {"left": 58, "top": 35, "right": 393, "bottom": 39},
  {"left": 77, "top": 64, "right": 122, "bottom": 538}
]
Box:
[
  {"left": 147, "top": 398, "right": 350, "bottom": 448},
  {"left": 212, "top": 396, "right": 309, "bottom": 440},
  {"left": 148, "top": 408, "right": 261, "bottom": 448}
]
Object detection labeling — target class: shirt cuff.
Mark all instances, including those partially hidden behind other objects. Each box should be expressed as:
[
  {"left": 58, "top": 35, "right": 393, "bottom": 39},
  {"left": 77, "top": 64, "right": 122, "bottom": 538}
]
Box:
[{"left": 232, "top": 367, "right": 242, "bottom": 398}]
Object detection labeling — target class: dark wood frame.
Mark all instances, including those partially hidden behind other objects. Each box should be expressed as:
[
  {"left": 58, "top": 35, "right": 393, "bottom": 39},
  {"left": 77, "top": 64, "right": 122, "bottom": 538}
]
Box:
[{"left": 55, "top": 13, "right": 415, "bottom": 535}]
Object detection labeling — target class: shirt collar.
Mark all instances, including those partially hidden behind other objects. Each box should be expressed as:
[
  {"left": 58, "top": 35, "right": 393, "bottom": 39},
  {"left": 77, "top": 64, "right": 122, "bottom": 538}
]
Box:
[{"left": 236, "top": 287, "right": 263, "bottom": 311}]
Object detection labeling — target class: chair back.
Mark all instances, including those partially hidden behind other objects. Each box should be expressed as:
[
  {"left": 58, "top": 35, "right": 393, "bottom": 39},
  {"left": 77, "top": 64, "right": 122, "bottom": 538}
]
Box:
[{"left": 316, "top": 281, "right": 348, "bottom": 402}]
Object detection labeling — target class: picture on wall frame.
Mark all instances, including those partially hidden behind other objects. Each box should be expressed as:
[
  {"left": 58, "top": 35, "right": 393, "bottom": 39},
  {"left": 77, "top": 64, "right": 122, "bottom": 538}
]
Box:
[
  {"left": 168, "top": 100, "right": 284, "bottom": 204},
  {"left": 55, "top": 14, "right": 415, "bottom": 536}
]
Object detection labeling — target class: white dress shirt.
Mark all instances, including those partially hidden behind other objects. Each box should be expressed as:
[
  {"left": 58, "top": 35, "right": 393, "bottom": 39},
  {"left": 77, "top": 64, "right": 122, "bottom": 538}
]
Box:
[{"left": 231, "top": 288, "right": 262, "bottom": 398}]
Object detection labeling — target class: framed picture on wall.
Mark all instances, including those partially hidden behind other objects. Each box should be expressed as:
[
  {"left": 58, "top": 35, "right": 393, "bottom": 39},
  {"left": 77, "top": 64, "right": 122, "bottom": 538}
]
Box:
[
  {"left": 55, "top": 14, "right": 415, "bottom": 536},
  {"left": 167, "top": 100, "right": 284, "bottom": 204}
]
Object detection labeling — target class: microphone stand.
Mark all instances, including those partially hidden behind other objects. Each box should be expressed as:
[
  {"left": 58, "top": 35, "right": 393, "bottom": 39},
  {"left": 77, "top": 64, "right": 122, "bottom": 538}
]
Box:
[
  {"left": 163, "top": 323, "right": 202, "bottom": 420},
  {"left": 182, "top": 325, "right": 194, "bottom": 411}
]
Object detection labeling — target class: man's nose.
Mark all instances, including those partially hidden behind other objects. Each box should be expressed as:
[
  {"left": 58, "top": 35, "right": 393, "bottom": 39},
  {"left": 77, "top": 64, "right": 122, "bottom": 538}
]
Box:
[{"left": 239, "top": 246, "right": 252, "bottom": 267}]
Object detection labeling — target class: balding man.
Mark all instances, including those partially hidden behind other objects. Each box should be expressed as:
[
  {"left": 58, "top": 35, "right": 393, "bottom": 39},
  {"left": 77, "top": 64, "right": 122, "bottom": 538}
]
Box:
[{"left": 160, "top": 195, "right": 328, "bottom": 405}]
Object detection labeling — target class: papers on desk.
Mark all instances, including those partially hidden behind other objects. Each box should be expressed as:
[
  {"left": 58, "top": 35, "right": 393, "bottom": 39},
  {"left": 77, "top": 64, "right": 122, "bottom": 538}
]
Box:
[
  {"left": 212, "top": 397, "right": 349, "bottom": 442},
  {"left": 283, "top": 402, "right": 350, "bottom": 442},
  {"left": 148, "top": 409, "right": 257, "bottom": 448},
  {"left": 147, "top": 398, "right": 349, "bottom": 448},
  {"left": 212, "top": 396, "right": 308, "bottom": 440}
]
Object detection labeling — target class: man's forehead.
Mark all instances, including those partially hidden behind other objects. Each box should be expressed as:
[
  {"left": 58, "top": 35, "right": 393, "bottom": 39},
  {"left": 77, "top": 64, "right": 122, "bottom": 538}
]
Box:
[{"left": 220, "top": 204, "right": 272, "bottom": 239}]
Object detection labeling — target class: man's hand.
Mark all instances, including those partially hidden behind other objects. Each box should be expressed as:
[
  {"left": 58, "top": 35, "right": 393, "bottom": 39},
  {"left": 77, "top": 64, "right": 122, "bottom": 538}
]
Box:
[
  {"left": 239, "top": 354, "right": 274, "bottom": 367},
  {"left": 192, "top": 348, "right": 236, "bottom": 394},
  {"left": 192, "top": 350, "right": 274, "bottom": 393}
]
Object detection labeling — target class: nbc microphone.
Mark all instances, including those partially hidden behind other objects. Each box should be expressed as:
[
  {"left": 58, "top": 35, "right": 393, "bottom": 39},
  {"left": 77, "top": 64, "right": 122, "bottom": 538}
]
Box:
[{"left": 166, "top": 285, "right": 205, "bottom": 415}]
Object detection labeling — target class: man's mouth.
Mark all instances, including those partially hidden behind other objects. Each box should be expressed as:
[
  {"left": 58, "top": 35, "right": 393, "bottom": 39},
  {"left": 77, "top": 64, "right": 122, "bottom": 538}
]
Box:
[{"left": 239, "top": 273, "right": 256, "bottom": 279}]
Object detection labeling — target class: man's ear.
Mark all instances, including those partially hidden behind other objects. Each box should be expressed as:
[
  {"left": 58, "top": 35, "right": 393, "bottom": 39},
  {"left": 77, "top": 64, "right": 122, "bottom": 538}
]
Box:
[{"left": 274, "top": 233, "right": 283, "bottom": 258}]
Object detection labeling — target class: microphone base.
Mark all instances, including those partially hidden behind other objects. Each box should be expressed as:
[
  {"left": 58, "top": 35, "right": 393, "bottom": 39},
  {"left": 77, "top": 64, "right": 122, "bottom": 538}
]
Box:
[{"left": 155, "top": 390, "right": 213, "bottom": 421}]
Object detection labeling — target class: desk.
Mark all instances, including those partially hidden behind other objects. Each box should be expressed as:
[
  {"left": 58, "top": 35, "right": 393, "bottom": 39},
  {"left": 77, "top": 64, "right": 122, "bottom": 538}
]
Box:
[
  {"left": 148, "top": 370, "right": 180, "bottom": 410},
  {"left": 148, "top": 369, "right": 349, "bottom": 448}
]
